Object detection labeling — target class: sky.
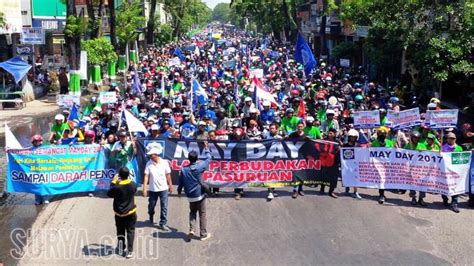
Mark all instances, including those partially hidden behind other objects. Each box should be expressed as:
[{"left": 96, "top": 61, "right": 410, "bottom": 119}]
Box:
[{"left": 203, "top": 0, "right": 231, "bottom": 10}]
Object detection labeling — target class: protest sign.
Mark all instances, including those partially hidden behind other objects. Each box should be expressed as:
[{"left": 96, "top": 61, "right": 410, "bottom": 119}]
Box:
[
  {"left": 353, "top": 110, "right": 380, "bottom": 129},
  {"left": 340, "top": 59, "right": 350, "bottom": 68},
  {"left": 136, "top": 139, "right": 340, "bottom": 188},
  {"left": 6, "top": 145, "right": 140, "bottom": 195},
  {"left": 426, "top": 109, "right": 458, "bottom": 128},
  {"left": 341, "top": 147, "right": 471, "bottom": 196},
  {"left": 249, "top": 69, "right": 264, "bottom": 79},
  {"left": 386, "top": 108, "right": 421, "bottom": 129},
  {"left": 99, "top": 91, "right": 117, "bottom": 104},
  {"left": 168, "top": 57, "right": 181, "bottom": 67},
  {"left": 57, "top": 95, "right": 80, "bottom": 108}
]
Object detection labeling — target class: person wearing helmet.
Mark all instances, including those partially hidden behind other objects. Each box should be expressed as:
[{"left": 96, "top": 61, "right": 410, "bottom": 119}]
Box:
[
  {"left": 379, "top": 108, "right": 387, "bottom": 126},
  {"left": 260, "top": 101, "right": 275, "bottom": 124},
  {"left": 112, "top": 130, "right": 135, "bottom": 170},
  {"left": 224, "top": 95, "right": 239, "bottom": 118},
  {"left": 425, "top": 133, "right": 440, "bottom": 152},
  {"left": 83, "top": 130, "right": 96, "bottom": 144},
  {"left": 344, "top": 129, "right": 362, "bottom": 199},
  {"left": 281, "top": 108, "right": 299, "bottom": 135},
  {"left": 49, "top": 114, "right": 70, "bottom": 144},
  {"left": 303, "top": 116, "right": 322, "bottom": 139},
  {"left": 320, "top": 109, "right": 339, "bottom": 135},
  {"left": 404, "top": 131, "right": 428, "bottom": 206},
  {"left": 441, "top": 132, "right": 464, "bottom": 213},
  {"left": 370, "top": 127, "right": 395, "bottom": 204},
  {"left": 242, "top": 97, "right": 255, "bottom": 118}
]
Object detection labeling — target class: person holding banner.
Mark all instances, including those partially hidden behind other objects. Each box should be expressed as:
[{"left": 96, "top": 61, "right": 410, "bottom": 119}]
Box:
[
  {"left": 288, "top": 122, "right": 308, "bottom": 198},
  {"left": 344, "top": 129, "right": 362, "bottom": 199},
  {"left": 107, "top": 167, "right": 137, "bottom": 258},
  {"left": 30, "top": 135, "right": 50, "bottom": 205},
  {"left": 404, "top": 131, "right": 428, "bottom": 206},
  {"left": 178, "top": 142, "right": 212, "bottom": 241},
  {"left": 143, "top": 144, "right": 173, "bottom": 231},
  {"left": 112, "top": 131, "right": 136, "bottom": 170},
  {"left": 49, "top": 114, "right": 70, "bottom": 144},
  {"left": 440, "top": 133, "right": 463, "bottom": 213},
  {"left": 425, "top": 133, "right": 440, "bottom": 152},
  {"left": 370, "top": 127, "right": 395, "bottom": 204}
]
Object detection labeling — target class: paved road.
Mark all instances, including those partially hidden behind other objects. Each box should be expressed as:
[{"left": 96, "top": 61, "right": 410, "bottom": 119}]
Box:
[{"left": 12, "top": 187, "right": 474, "bottom": 265}]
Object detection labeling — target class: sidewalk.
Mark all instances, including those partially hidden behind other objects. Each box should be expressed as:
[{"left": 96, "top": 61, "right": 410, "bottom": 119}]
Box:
[{"left": 0, "top": 98, "right": 59, "bottom": 137}]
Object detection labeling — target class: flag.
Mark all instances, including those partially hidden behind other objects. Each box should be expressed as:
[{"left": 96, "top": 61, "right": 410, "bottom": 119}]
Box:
[
  {"left": 294, "top": 33, "right": 317, "bottom": 76},
  {"left": 297, "top": 99, "right": 306, "bottom": 118},
  {"left": 194, "top": 45, "right": 200, "bottom": 57},
  {"left": 174, "top": 47, "right": 185, "bottom": 61},
  {"left": 209, "top": 43, "right": 215, "bottom": 53},
  {"left": 132, "top": 73, "right": 141, "bottom": 95},
  {"left": 123, "top": 109, "right": 148, "bottom": 136},
  {"left": 192, "top": 78, "right": 209, "bottom": 106},
  {"left": 68, "top": 104, "right": 80, "bottom": 125},
  {"left": 4, "top": 122, "right": 23, "bottom": 149},
  {"left": 250, "top": 76, "right": 279, "bottom": 107}
]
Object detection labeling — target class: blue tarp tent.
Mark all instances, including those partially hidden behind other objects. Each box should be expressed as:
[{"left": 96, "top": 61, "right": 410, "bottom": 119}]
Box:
[{"left": 0, "top": 56, "right": 32, "bottom": 83}]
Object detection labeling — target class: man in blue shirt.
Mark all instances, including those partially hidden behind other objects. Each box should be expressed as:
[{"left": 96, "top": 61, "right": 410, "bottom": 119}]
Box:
[
  {"left": 260, "top": 101, "right": 275, "bottom": 124},
  {"left": 178, "top": 142, "right": 212, "bottom": 241}
]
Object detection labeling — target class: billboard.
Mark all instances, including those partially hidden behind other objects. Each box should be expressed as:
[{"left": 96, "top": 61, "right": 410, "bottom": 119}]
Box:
[{"left": 32, "top": 0, "right": 66, "bottom": 18}]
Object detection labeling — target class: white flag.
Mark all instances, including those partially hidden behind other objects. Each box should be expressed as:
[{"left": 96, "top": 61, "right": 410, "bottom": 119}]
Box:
[
  {"left": 4, "top": 122, "right": 23, "bottom": 149},
  {"left": 123, "top": 110, "right": 148, "bottom": 136}
]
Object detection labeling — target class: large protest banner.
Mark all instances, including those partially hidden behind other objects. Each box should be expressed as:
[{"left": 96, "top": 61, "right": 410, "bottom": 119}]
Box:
[
  {"left": 426, "top": 109, "right": 458, "bottom": 128},
  {"left": 353, "top": 110, "right": 380, "bottom": 129},
  {"left": 136, "top": 139, "right": 340, "bottom": 188},
  {"left": 386, "top": 108, "right": 421, "bottom": 129},
  {"left": 6, "top": 145, "right": 140, "bottom": 195},
  {"left": 341, "top": 147, "right": 471, "bottom": 196}
]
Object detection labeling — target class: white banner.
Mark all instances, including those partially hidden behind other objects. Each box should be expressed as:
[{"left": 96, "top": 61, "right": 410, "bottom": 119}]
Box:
[
  {"left": 353, "top": 110, "right": 380, "bottom": 129},
  {"left": 21, "top": 27, "right": 45, "bottom": 44},
  {"left": 99, "top": 91, "right": 117, "bottom": 104},
  {"left": 57, "top": 95, "right": 80, "bottom": 108},
  {"left": 426, "top": 109, "right": 458, "bottom": 128},
  {"left": 168, "top": 57, "right": 181, "bottom": 67},
  {"left": 341, "top": 147, "right": 471, "bottom": 196},
  {"left": 249, "top": 68, "right": 264, "bottom": 79},
  {"left": 386, "top": 108, "right": 421, "bottom": 129}
]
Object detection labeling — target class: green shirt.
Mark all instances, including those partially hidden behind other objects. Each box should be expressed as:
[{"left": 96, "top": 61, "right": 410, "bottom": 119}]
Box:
[
  {"left": 426, "top": 143, "right": 440, "bottom": 152},
  {"left": 51, "top": 123, "right": 70, "bottom": 140},
  {"left": 304, "top": 126, "right": 322, "bottom": 139},
  {"left": 281, "top": 116, "right": 300, "bottom": 134},
  {"left": 403, "top": 142, "right": 427, "bottom": 151},
  {"left": 371, "top": 139, "right": 395, "bottom": 148}
]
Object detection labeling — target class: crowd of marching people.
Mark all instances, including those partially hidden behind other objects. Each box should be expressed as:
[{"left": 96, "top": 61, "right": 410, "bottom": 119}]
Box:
[{"left": 29, "top": 26, "right": 473, "bottom": 214}]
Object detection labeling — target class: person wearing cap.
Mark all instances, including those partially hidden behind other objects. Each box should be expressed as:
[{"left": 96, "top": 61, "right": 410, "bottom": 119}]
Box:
[
  {"left": 150, "top": 124, "right": 160, "bottom": 138},
  {"left": 178, "top": 141, "right": 212, "bottom": 241},
  {"left": 404, "top": 131, "right": 428, "bottom": 206},
  {"left": 369, "top": 127, "right": 395, "bottom": 204},
  {"left": 159, "top": 119, "right": 174, "bottom": 138},
  {"left": 344, "top": 129, "right": 362, "bottom": 199},
  {"left": 195, "top": 121, "right": 209, "bottom": 140},
  {"left": 112, "top": 130, "right": 136, "bottom": 170},
  {"left": 320, "top": 109, "right": 339, "bottom": 135},
  {"left": 49, "top": 114, "right": 70, "bottom": 144},
  {"left": 180, "top": 112, "right": 197, "bottom": 140},
  {"left": 281, "top": 108, "right": 300, "bottom": 135},
  {"left": 304, "top": 116, "right": 322, "bottom": 139},
  {"left": 199, "top": 104, "right": 217, "bottom": 122},
  {"left": 158, "top": 108, "right": 175, "bottom": 127},
  {"left": 441, "top": 132, "right": 463, "bottom": 213},
  {"left": 242, "top": 97, "right": 256, "bottom": 118},
  {"left": 260, "top": 101, "right": 275, "bottom": 124},
  {"left": 107, "top": 167, "right": 137, "bottom": 258},
  {"left": 143, "top": 143, "right": 173, "bottom": 231}
]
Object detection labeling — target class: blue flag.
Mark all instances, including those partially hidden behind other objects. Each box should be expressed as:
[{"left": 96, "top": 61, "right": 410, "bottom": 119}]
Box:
[
  {"left": 174, "top": 48, "right": 185, "bottom": 61},
  {"left": 68, "top": 104, "right": 80, "bottom": 125},
  {"left": 132, "top": 73, "right": 141, "bottom": 95},
  {"left": 192, "top": 78, "right": 208, "bottom": 106},
  {"left": 294, "top": 33, "right": 317, "bottom": 76}
]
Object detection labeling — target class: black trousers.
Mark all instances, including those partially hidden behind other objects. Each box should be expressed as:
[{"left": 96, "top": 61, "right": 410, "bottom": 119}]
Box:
[
  {"left": 115, "top": 213, "right": 137, "bottom": 252},
  {"left": 189, "top": 198, "right": 207, "bottom": 237},
  {"left": 60, "top": 85, "right": 69, "bottom": 94}
]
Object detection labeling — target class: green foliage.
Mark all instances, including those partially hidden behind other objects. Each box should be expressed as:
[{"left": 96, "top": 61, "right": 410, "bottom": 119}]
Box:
[
  {"left": 0, "top": 12, "right": 6, "bottom": 28},
  {"left": 64, "top": 15, "right": 83, "bottom": 38},
  {"left": 162, "top": 0, "right": 211, "bottom": 38},
  {"left": 156, "top": 24, "right": 174, "bottom": 45},
  {"left": 81, "top": 38, "right": 117, "bottom": 66},
  {"left": 340, "top": 0, "right": 474, "bottom": 82},
  {"left": 331, "top": 42, "right": 357, "bottom": 60},
  {"left": 212, "top": 3, "right": 231, "bottom": 23},
  {"left": 116, "top": 0, "right": 146, "bottom": 51}
]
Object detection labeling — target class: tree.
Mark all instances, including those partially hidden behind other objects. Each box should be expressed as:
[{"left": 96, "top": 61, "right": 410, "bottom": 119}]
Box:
[
  {"left": 212, "top": 3, "right": 231, "bottom": 23},
  {"left": 109, "top": 0, "right": 117, "bottom": 50},
  {"left": 64, "top": 0, "right": 82, "bottom": 70},
  {"left": 340, "top": 0, "right": 474, "bottom": 83},
  {"left": 86, "top": 0, "right": 105, "bottom": 39},
  {"left": 162, "top": 0, "right": 211, "bottom": 39},
  {"left": 146, "top": 0, "right": 158, "bottom": 46},
  {"left": 0, "top": 12, "right": 6, "bottom": 28},
  {"left": 81, "top": 38, "right": 117, "bottom": 66},
  {"left": 115, "top": 0, "right": 146, "bottom": 53}
]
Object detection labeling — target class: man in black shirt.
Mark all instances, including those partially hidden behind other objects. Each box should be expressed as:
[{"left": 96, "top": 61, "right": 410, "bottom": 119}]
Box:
[
  {"left": 287, "top": 122, "right": 308, "bottom": 198},
  {"left": 107, "top": 167, "right": 137, "bottom": 259}
]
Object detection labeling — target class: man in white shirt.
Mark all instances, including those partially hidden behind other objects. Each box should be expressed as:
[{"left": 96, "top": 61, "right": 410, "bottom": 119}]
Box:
[{"left": 143, "top": 144, "right": 173, "bottom": 231}]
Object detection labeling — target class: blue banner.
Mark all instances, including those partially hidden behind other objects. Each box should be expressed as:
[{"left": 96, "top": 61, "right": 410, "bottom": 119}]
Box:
[{"left": 6, "top": 145, "right": 140, "bottom": 195}]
